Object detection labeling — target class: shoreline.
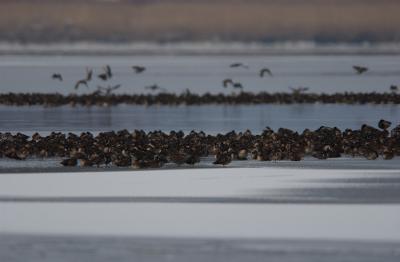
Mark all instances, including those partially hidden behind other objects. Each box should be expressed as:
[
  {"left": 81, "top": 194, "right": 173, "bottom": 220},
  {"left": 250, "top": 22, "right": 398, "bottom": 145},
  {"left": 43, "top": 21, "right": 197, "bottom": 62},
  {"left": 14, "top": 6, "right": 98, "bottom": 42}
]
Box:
[{"left": 1, "top": 42, "right": 400, "bottom": 56}]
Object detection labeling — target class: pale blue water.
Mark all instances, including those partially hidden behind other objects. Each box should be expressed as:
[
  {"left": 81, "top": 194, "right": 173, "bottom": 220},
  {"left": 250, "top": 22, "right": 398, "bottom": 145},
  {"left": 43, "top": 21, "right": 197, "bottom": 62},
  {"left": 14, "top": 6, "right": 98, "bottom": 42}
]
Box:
[
  {"left": 0, "top": 54, "right": 399, "bottom": 95},
  {"left": 0, "top": 104, "right": 398, "bottom": 134}
]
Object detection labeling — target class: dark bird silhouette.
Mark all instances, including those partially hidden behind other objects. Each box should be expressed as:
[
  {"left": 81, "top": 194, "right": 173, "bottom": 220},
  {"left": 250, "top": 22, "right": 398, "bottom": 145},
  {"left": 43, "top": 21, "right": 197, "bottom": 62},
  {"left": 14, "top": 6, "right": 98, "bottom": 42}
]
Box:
[
  {"left": 52, "top": 73, "right": 63, "bottom": 81},
  {"left": 105, "top": 65, "right": 112, "bottom": 78},
  {"left": 145, "top": 84, "right": 166, "bottom": 92},
  {"left": 86, "top": 68, "right": 93, "bottom": 81},
  {"left": 260, "top": 68, "right": 273, "bottom": 77},
  {"left": 390, "top": 85, "right": 398, "bottom": 92},
  {"left": 230, "top": 63, "right": 249, "bottom": 69},
  {"left": 233, "top": 82, "right": 244, "bottom": 89},
  {"left": 98, "top": 73, "right": 108, "bottom": 81},
  {"left": 213, "top": 152, "right": 232, "bottom": 166},
  {"left": 353, "top": 65, "right": 368, "bottom": 74},
  {"left": 378, "top": 119, "right": 391, "bottom": 130},
  {"left": 74, "top": 79, "right": 88, "bottom": 90},
  {"left": 289, "top": 86, "right": 309, "bottom": 94},
  {"left": 222, "top": 78, "right": 234, "bottom": 88},
  {"left": 132, "top": 66, "right": 146, "bottom": 73}
]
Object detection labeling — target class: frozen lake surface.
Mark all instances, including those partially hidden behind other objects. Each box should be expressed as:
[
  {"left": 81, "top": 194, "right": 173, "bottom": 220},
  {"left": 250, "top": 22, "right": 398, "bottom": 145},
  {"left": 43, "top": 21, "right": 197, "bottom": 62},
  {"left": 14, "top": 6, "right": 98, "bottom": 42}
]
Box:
[{"left": 1, "top": 168, "right": 400, "bottom": 261}]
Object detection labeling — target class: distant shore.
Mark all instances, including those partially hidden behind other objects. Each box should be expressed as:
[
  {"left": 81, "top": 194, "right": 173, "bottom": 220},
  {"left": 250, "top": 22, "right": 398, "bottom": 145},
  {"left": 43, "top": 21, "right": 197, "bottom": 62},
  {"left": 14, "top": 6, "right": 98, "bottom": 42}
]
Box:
[{"left": 1, "top": 42, "right": 400, "bottom": 56}]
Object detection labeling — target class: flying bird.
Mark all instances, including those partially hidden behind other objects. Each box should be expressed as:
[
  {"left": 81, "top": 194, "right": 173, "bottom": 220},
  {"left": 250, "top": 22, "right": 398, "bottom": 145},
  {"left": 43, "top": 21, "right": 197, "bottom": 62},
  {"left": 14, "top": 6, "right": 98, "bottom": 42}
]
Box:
[
  {"left": 233, "top": 82, "right": 244, "bottom": 89},
  {"left": 390, "top": 85, "right": 398, "bottom": 92},
  {"left": 289, "top": 86, "right": 309, "bottom": 94},
  {"left": 98, "top": 73, "right": 108, "bottom": 81},
  {"left": 132, "top": 66, "right": 146, "bottom": 73},
  {"left": 74, "top": 79, "right": 88, "bottom": 90},
  {"left": 353, "top": 65, "right": 368, "bottom": 74},
  {"left": 230, "top": 63, "right": 249, "bottom": 69},
  {"left": 97, "top": 84, "right": 121, "bottom": 95},
  {"left": 259, "top": 68, "right": 273, "bottom": 77},
  {"left": 105, "top": 65, "right": 112, "bottom": 78},
  {"left": 86, "top": 68, "right": 93, "bottom": 81},
  {"left": 222, "top": 78, "right": 234, "bottom": 88},
  {"left": 52, "top": 73, "right": 63, "bottom": 81},
  {"left": 145, "top": 84, "right": 166, "bottom": 92}
]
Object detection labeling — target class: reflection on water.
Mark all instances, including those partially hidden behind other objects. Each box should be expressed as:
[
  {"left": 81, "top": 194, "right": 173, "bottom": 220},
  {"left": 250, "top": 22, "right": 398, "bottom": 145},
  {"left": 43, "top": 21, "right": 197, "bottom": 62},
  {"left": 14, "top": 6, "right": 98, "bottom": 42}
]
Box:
[{"left": 0, "top": 104, "right": 399, "bottom": 134}]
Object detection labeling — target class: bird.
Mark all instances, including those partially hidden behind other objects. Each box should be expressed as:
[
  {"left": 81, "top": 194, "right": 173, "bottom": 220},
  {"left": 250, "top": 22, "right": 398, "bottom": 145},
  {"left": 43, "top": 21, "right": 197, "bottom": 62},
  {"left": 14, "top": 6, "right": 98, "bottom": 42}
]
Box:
[
  {"left": 259, "top": 68, "right": 273, "bottom": 77},
  {"left": 353, "top": 65, "right": 368, "bottom": 74},
  {"left": 230, "top": 63, "right": 249, "bottom": 69},
  {"left": 86, "top": 68, "right": 93, "bottom": 81},
  {"left": 213, "top": 152, "right": 232, "bottom": 166},
  {"left": 98, "top": 73, "right": 108, "bottom": 81},
  {"left": 145, "top": 84, "right": 165, "bottom": 91},
  {"left": 97, "top": 84, "right": 121, "bottom": 95},
  {"left": 378, "top": 119, "right": 391, "bottom": 130},
  {"left": 222, "top": 78, "right": 234, "bottom": 88},
  {"left": 52, "top": 73, "right": 63, "bottom": 81},
  {"left": 233, "top": 82, "right": 244, "bottom": 89},
  {"left": 289, "top": 86, "right": 309, "bottom": 94},
  {"left": 390, "top": 85, "right": 398, "bottom": 92},
  {"left": 74, "top": 79, "right": 88, "bottom": 90},
  {"left": 105, "top": 65, "right": 112, "bottom": 78},
  {"left": 132, "top": 66, "right": 146, "bottom": 73}
]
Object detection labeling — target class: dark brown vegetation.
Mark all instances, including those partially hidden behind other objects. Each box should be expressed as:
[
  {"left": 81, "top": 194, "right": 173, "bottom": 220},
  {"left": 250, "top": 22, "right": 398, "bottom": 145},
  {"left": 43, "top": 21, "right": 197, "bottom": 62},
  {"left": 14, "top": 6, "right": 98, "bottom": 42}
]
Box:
[
  {"left": 0, "top": 120, "right": 399, "bottom": 168},
  {"left": 1, "top": 92, "right": 400, "bottom": 106},
  {"left": 0, "top": 0, "right": 399, "bottom": 42}
]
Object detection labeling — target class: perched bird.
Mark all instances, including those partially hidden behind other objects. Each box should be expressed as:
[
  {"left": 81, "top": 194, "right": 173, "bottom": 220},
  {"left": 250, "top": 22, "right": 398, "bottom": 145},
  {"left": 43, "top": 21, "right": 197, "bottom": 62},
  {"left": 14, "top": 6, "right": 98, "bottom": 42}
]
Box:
[
  {"left": 74, "top": 79, "right": 88, "bottom": 90},
  {"left": 60, "top": 158, "right": 77, "bottom": 166},
  {"left": 353, "top": 65, "right": 368, "bottom": 74},
  {"left": 289, "top": 86, "right": 309, "bottom": 94},
  {"left": 230, "top": 62, "right": 249, "bottom": 69},
  {"left": 378, "top": 119, "right": 391, "bottom": 130},
  {"left": 390, "top": 85, "right": 398, "bottom": 92},
  {"left": 132, "top": 66, "right": 146, "bottom": 73},
  {"left": 52, "top": 73, "right": 63, "bottom": 81},
  {"left": 259, "top": 68, "right": 273, "bottom": 77},
  {"left": 86, "top": 68, "right": 93, "bottom": 81},
  {"left": 222, "top": 78, "right": 234, "bottom": 88},
  {"left": 213, "top": 152, "right": 232, "bottom": 166}
]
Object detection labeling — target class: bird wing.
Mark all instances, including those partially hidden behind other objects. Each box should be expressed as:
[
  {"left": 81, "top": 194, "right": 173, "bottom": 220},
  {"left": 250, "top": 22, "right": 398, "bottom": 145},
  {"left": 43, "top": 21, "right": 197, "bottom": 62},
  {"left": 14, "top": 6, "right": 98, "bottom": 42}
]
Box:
[
  {"left": 223, "top": 79, "right": 233, "bottom": 87},
  {"left": 105, "top": 65, "right": 112, "bottom": 77},
  {"left": 86, "top": 68, "right": 93, "bottom": 81},
  {"left": 260, "top": 68, "right": 272, "bottom": 77},
  {"left": 112, "top": 84, "right": 121, "bottom": 90},
  {"left": 74, "top": 80, "right": 87, "bottom": 90}
]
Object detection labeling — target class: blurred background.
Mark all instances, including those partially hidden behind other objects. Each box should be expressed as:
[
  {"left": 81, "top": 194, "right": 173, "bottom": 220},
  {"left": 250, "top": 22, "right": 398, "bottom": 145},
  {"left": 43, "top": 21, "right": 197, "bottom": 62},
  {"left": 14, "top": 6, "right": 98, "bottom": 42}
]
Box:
[{"left": 1, "top": 0, "right": 399, "bottom": 44}]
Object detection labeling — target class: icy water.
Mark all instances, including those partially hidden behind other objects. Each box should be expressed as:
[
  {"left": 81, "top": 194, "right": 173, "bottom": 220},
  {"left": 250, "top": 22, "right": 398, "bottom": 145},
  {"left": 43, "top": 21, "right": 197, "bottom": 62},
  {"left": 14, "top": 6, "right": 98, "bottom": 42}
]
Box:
[
  {"left": 0, "top": 54, "right": 399, "bottom": 94},
  {"left": 0, "top": 104, "right": 399, "bottom": 134},
  {"left": 1, "top": 169, "right": 400, "bottom": 261}
]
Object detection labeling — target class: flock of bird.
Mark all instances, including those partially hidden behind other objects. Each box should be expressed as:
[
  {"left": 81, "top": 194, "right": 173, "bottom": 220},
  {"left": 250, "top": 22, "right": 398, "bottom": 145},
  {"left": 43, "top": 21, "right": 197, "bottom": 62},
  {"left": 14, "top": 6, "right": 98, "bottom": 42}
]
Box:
[
  {"left": 52, "top": 63, "right": 398, "bottom": 94},
  {"left": 52, "top": 64, "right": 153, "bottom": 94}
]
